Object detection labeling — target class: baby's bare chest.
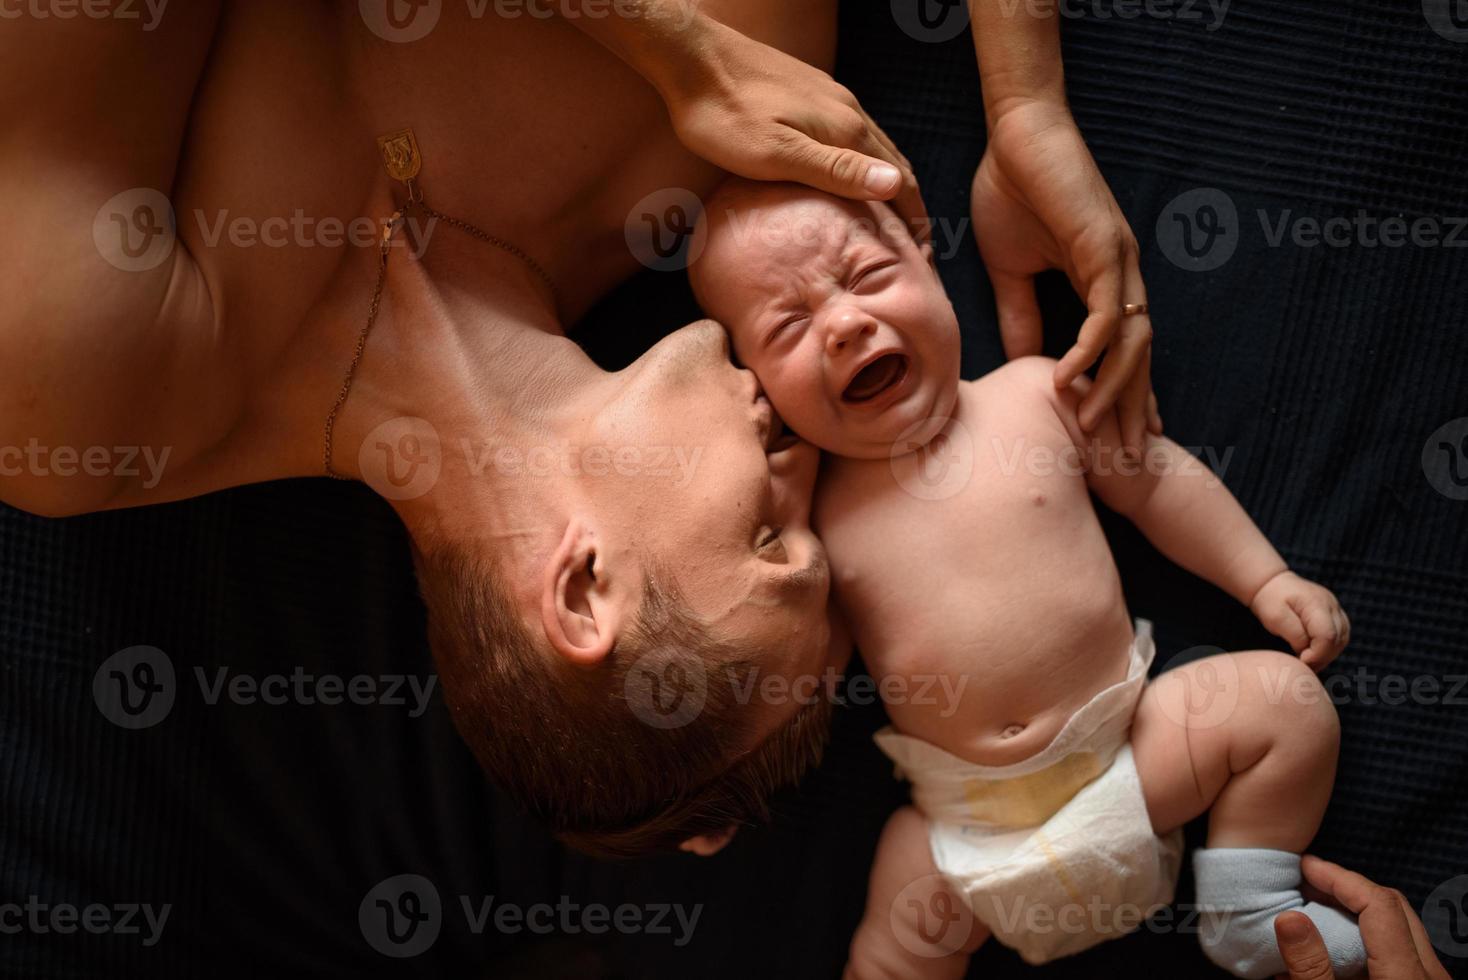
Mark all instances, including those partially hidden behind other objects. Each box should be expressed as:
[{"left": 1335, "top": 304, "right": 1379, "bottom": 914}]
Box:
[{"left": 816, "top": 416, "right": 1123, "bottom": 659}]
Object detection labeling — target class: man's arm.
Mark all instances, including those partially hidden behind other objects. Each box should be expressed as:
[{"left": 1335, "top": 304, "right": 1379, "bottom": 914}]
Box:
[
  {"left": 550, "top": 0, "right": 928, "bottom": 232},
  {"left": 0, "top": 3, "right": 223, "bottom": 517},
  {"left": 543, "top": 0, "right": 710, "bottom": 96}
]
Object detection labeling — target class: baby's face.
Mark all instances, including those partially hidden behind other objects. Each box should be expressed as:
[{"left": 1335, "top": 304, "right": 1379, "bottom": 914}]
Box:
[{"left": 693, "top": 186, "right": 960, "bottom": 459}]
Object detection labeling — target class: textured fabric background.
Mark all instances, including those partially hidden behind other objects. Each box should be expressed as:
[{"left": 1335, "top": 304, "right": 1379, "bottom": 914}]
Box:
[{"left": 3, "top": 1, "right": 1465, "bottom": 976}]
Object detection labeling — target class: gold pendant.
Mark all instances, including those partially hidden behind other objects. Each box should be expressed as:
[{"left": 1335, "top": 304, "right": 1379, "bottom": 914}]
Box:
[{"left": 376, "top": 128, "right": 422, "bottom": 184}]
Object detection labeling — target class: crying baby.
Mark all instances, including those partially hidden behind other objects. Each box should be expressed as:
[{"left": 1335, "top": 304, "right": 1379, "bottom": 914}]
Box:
[{"left": 687, "top": 179, "right": 1366, "bottom": 980}]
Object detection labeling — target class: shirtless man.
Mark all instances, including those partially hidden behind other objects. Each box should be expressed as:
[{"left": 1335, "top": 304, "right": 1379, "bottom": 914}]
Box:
[{"left": 1, "top": 0, "right": 870, "bottom": 856}]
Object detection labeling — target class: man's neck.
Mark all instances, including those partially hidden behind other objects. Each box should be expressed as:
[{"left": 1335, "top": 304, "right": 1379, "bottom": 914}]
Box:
[{"left": 328, "top": 235, "right": 609, "bottom": 544}]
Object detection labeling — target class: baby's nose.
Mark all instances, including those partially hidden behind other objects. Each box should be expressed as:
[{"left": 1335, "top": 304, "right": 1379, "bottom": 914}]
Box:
[{"left": 824, "top": 307, "right": 877, "bottom": 355}]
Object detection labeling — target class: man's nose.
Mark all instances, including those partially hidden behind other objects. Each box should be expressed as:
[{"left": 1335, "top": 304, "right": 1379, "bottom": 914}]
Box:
[
  {"left": 682, "top": 318, "right": 731, "bottom": 360},
  {"left": 823, "top": 307, "right": 877, "bottom": 356},
  {"left": 666, "top": 318, "right": 733, "bottom": 372}
]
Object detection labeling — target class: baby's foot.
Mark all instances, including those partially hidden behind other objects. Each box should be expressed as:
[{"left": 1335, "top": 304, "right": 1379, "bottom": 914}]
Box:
[{"left": 1193, "top": 847, "right": 1366, "bottom": 979}]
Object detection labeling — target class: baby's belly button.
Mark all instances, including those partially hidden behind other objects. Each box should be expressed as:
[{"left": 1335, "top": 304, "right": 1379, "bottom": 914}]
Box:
[{"left": 944, "top": 713, "right": 1068, "bottom": 767}]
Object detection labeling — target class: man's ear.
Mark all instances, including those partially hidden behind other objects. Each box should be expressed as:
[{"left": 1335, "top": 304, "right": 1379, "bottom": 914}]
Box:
[
  {"left": 540, "top": 519, "right": 622, "bottom": 667},
  {"left": 679, "top": 825, "right": 738, "bottom": 857}
]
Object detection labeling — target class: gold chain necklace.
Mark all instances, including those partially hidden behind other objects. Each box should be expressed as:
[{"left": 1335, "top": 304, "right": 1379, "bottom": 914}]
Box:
[{"left": 323, "top": 128, "right": 558, "bottom": 479}]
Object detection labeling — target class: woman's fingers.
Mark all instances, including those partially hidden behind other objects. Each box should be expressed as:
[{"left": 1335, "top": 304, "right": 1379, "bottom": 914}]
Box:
[
  {"left": 1078, "top": 312, "right": 1151, "bottom": 430},
  {"left": 1114, "top": 344, "right": 1151, "bottom": 457},
  {"left": 1054, "top": 297, "right": 1118, "bottom": 393},
  {"left": 1054, "top": 232, "right": 1124, "bottom": 390},
  {"left": 991, "top": 270, "right": 1045, "bottom": 361},
  {"left": 1078, "top": 243, "right": 1153, "bottom": 441},
  {"left": 1117, "top": 250, "right": 1157, "bottom": 452}
]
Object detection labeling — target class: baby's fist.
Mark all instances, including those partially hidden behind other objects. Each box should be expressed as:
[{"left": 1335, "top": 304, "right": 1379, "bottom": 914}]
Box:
[{"left": 1249, "top": 570, "right": 1350, "bottom": 670}]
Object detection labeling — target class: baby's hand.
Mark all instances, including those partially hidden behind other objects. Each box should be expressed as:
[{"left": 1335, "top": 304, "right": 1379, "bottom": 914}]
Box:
[{"left": 1249, "top": 570, "right": 1351, "bottom": 670}]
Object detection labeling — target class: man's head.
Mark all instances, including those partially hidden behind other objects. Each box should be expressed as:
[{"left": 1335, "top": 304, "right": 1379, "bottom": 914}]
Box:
[
  {"left": 690, "top": 180, "right": 961, "bottom": 459},
  {"left": 406, "top": 320, "right": 838, "bottom": 857}
]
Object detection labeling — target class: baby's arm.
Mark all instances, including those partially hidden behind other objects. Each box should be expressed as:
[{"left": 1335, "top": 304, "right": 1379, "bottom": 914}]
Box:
[
  {"left": 1037, "top": 362, "right": 1350, "bottom": 669},
  {"left": 844, "top": 808, "right": 985, "bottom": 980}
]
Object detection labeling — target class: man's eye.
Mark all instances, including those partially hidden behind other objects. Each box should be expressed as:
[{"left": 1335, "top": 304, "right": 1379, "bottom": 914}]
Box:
[{"left": 757, "top": 526, "right": 789, "bottom": 561}]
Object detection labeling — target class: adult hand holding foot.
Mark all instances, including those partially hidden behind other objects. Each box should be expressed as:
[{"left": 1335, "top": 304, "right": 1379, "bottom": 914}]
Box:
[
  {"left": 967, "top": 0, "right": 1161, "bottom": 456},
  {"left": 1274, "top": 857, "right": 1451, "bottom": 980}
]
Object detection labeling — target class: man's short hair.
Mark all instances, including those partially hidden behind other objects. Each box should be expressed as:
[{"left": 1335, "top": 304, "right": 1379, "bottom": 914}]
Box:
[{"left": 412, "top": 542, "right": 833, "bottom": 859}]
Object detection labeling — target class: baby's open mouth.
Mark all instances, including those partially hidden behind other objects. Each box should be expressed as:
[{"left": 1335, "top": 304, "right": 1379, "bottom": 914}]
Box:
[{"left": 842, "top": 352, "right": 909, "bottom": 404}]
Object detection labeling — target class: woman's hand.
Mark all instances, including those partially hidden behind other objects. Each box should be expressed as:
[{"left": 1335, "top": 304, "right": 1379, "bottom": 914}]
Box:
[
  {"left": 971, "top": 98, "right": 1160, "bottom": 455},
  {"left": 658, "top": 18, "right": 928, "bottom": 236},
  {"left": 1275, "top": 855, "right": 1451, "bottom": 980}
]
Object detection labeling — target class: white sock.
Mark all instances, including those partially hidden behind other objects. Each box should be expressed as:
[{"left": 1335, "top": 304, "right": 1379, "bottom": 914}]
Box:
[{"left": 1192, "top": 847, "right": 1366, "bottom": 979}]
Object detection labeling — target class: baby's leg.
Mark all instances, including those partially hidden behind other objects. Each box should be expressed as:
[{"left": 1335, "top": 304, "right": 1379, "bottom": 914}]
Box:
[
  {"left": 844, "top": 807, "right": 988, "bottom": 980},
  {"left": 1131, "top": 650, "right": 1364, "bottom": 977},
  {"left": 1133, "top": 649, "right": 1338, "bottom": 849}
]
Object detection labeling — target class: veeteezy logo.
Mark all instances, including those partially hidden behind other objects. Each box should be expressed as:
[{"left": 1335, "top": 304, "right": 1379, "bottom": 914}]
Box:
[
  {"left": 93, "top": 647, "right": 439, "bottom": 728},
  {"left": 359, "top": 875, "right": 702, "bottom": 958}
]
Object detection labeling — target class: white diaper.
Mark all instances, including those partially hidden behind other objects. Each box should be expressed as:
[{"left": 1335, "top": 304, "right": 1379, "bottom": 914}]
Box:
[{"left": 873, "top": 619, "right": 1184, "bottom": 966}]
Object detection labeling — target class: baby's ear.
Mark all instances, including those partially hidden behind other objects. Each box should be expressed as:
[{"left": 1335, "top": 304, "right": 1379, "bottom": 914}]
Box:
[
  {"left": 920, "top": 239, "right": 936, "bottom": 270},
  {"left": 679, "top": 825, "right": 738, "bottom": 857}
]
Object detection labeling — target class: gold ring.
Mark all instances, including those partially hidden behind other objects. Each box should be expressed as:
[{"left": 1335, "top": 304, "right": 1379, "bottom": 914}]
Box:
[{"left": 1121, "top": 303, "right": 1149, "bottom": 317}]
